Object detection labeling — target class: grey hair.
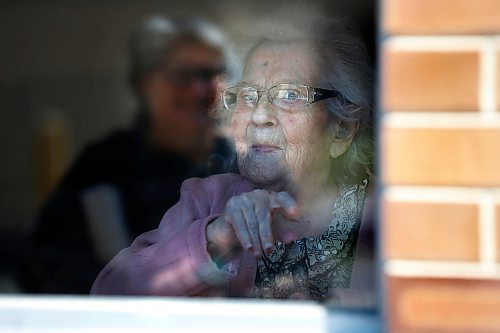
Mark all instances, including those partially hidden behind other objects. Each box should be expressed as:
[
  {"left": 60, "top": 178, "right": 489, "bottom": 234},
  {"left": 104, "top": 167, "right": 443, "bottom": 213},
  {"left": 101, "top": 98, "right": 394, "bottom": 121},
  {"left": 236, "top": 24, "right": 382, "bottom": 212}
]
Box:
[
  {"left": 128, "top": 15, "right": 233, "bottom": 87},
  {"left": 236, "top": 12, "right": 374, "bottom": 179},
  {"left": 315, "top": 20, "right": 374, "bottom": 179}
]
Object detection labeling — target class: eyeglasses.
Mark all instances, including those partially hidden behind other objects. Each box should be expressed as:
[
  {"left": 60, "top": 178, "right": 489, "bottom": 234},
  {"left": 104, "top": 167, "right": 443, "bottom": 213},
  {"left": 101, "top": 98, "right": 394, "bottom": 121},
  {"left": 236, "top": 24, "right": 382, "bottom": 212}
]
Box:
[{"left": 221, "top": 83, "right": 347, "bottom": 112}]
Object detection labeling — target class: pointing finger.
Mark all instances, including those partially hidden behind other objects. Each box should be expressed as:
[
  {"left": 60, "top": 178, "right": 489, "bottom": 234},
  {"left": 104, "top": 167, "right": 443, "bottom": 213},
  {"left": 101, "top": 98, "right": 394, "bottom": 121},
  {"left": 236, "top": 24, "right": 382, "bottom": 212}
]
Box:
[{"left": 270, "top": 191, "right": 299, "bottom": 219}]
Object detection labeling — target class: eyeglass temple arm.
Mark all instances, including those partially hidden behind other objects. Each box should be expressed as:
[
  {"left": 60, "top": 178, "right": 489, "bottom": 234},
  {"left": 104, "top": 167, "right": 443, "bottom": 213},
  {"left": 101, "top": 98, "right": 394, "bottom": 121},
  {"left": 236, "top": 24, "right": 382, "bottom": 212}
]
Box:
[{"left": 311, "top": 87, "right": 347, "bottom": 103}]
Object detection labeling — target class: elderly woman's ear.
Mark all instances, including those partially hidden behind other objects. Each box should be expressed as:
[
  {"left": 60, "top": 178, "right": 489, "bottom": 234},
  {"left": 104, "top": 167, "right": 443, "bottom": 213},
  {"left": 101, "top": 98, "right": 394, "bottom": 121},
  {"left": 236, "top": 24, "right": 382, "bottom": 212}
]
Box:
[{"left": 329, "top": 119, "right": 359, "bottom": 159}]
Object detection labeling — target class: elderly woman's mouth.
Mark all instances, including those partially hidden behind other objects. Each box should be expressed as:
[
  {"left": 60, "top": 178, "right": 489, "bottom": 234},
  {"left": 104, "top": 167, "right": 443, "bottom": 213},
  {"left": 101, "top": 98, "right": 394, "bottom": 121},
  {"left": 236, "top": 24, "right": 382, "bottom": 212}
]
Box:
[{"left": 250, "top": 144, "right": 282, "bottom": 153}]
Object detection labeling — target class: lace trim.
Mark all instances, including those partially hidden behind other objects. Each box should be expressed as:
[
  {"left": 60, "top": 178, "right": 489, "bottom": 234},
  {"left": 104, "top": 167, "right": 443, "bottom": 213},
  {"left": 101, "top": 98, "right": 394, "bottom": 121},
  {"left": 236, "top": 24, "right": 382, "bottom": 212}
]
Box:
[{"left": 253, "top": 178, "right": 368, "bottom": 299}]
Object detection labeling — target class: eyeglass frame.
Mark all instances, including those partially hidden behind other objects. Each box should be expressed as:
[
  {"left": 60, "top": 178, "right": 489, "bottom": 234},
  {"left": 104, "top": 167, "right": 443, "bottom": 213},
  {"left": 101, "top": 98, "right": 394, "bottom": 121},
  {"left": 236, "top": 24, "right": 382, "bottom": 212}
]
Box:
[{"left": 221, "top": 83, "right": 349, "bottom": 111}]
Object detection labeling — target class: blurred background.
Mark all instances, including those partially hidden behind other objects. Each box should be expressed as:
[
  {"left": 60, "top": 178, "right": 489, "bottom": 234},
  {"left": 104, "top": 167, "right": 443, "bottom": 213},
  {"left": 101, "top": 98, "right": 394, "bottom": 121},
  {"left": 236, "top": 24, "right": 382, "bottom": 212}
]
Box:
[{"left": 0, "top": 0, "right": 375, "bottom": 292}]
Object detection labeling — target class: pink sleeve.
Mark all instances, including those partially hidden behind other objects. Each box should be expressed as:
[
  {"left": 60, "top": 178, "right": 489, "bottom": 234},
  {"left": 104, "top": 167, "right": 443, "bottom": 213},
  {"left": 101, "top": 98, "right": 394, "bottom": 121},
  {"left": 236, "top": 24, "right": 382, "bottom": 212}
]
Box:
[{"left": 90, "top": 177, "right": 240, "bottom": 296}]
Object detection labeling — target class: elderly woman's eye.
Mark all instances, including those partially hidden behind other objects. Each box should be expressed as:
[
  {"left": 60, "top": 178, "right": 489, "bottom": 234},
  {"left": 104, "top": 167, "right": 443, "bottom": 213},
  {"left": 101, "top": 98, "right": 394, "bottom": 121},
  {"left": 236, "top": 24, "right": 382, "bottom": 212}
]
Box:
[
  {"left": 278, "top": 89, "right": 302, "bottom": 103},
  {"left": 238, "top": 89, "right": 257, "bottom": 106},
  {"left": 224, "top": 92, "right": 237, "bottom": 104},
  {"left": 243, "top": 94, "right": 254, "bottom": 101}
]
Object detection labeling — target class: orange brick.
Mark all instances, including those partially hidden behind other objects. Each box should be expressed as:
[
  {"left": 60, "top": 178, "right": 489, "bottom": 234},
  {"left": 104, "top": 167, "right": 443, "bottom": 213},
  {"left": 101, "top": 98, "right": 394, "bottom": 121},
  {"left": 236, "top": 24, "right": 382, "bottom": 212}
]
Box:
[
  {"left": 384, "top": 0, "right": 500, "bottom": 34},
  {"left": 383, "top": 127, "right": 500, "bottom": 186},
  {"left": 387, "top": 276, "right": 500, "bottom": 333},
  {"left": 383, "top": 50, "right": 479, "bottom": 112},
  {"left": 384, "top": 201, "right": 479, "bottom": 261}
]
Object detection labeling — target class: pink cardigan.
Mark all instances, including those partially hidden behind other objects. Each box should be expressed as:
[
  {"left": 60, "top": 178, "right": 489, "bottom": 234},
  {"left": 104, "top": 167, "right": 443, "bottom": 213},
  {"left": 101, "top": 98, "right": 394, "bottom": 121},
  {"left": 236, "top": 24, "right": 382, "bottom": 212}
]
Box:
[
  {"left": 91, "top": 173, "right": 258, "bottom": 296},
  {"left": 91, "top": 173, "right": 374, "bottom": 297}
]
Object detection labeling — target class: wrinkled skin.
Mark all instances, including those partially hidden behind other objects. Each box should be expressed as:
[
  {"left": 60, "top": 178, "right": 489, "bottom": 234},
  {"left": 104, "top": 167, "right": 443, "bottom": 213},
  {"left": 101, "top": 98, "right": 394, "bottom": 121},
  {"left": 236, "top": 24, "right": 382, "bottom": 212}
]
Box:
[
  {"left": 234, "top": 42, "right": 332, "bottom": 191},
  {"left": 208, "top": 189, "right": 300, "bottom": 258},
  {"left": 207, "top": 42, "right": 348, "bottom": 259}
]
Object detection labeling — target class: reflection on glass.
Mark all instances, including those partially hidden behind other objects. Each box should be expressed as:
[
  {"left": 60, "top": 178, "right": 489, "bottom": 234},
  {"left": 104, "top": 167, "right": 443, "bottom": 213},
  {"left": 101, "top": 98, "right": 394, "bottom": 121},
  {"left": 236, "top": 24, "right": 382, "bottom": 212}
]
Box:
[
  {"left": 91, "top": 10, "right": 375, "bottom": 303},
  {"left": 1, "top": 1, "right": 376, "bottom": 308}
]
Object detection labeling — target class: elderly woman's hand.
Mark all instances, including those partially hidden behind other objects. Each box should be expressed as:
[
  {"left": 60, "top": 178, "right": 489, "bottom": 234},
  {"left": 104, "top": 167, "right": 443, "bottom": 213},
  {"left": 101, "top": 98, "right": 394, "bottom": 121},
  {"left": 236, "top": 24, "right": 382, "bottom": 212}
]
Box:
[{"left": 206, "top": 190, "right": 300, "bottom": 260}]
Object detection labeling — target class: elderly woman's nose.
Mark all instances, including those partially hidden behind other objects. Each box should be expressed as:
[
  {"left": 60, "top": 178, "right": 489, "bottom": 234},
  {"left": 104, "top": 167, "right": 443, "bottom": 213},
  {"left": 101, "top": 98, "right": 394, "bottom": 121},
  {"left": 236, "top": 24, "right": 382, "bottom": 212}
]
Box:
[{"left": 250, "top": 100, "right": 278, "bottom": 127}]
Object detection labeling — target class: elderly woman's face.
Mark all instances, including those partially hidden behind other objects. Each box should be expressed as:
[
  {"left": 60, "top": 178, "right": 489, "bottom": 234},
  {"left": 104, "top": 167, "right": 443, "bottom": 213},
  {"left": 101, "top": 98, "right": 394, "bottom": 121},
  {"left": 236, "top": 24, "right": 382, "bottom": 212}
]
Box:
[{"left": 231, "top": 42, "right": 331, "bottom": 189}]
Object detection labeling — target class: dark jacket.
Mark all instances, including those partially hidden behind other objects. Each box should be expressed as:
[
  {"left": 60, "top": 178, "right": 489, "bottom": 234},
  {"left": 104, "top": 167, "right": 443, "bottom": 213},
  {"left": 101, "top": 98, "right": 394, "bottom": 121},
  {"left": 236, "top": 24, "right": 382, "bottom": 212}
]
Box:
[{"left": 22, "top": 114, "right": 235, "bottom": 294}]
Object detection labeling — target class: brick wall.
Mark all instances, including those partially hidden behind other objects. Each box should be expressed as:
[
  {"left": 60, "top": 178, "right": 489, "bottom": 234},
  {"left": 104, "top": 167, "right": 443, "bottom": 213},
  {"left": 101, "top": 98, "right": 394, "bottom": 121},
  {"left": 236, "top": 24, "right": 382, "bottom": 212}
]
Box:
[{"left": 381, "top": 1, "right": 500, "bottom": 332}]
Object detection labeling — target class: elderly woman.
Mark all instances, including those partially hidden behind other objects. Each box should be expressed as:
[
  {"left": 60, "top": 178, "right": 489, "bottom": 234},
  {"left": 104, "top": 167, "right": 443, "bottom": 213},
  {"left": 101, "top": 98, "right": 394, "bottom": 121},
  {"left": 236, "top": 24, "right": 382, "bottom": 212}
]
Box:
[{"left": 91, "top": 17, "right": 373, "bottom": 299}]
